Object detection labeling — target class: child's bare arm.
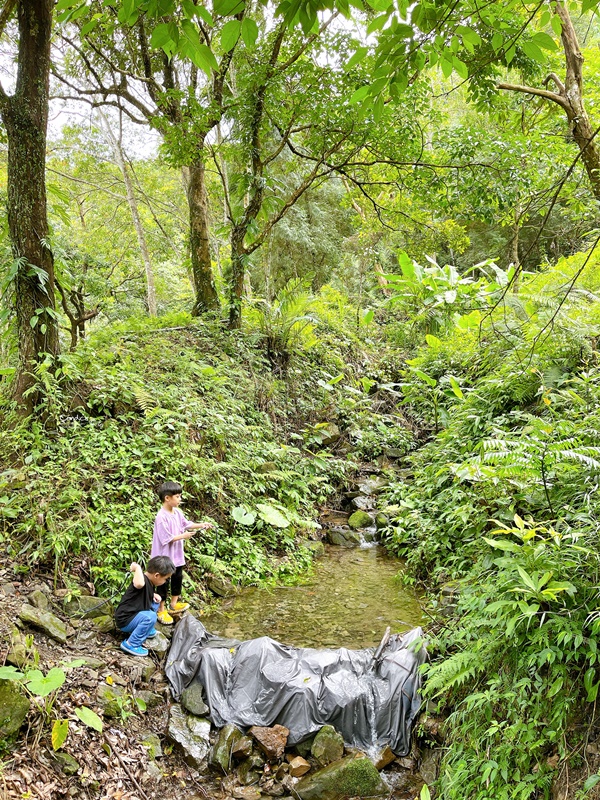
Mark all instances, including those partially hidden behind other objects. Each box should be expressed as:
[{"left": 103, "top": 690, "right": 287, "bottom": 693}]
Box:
[
  {"left": 185, "top": 521, "right": 214, "bottom": 531},
  {"left": 130, "top": 562, "right": 145, "bottom": 589}
]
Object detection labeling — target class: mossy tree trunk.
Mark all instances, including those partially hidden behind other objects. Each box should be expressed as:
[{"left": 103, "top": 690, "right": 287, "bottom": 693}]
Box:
[
  {"left": 0, "top": 0, "right": 59, "bottom": 414},
  {"left": 186, "top": 159, "right": 220, "bottom": 315}
]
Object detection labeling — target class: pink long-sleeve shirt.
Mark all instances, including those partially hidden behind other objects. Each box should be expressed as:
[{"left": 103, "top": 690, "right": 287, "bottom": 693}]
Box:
[{"left": 150, "top": 507, "right": 192, "bottom": 567}]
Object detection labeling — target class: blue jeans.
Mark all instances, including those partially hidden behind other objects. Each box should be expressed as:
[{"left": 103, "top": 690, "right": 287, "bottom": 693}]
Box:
[{"left": 121, "top": 602, "right": 159, "bottom": 647}]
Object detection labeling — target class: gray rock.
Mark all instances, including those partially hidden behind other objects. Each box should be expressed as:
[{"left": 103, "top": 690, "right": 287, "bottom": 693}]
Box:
[
  {"left": 1, "top": 582, "right": 16, "bottom": 596},
  {"left": 206, "top": 573, "right": 238, "bottom": 598},
  {"left": 315, "top": 422, "right": 341, "bottom": 447},
  {"left": 27, "top": 589, "right": 50, "bottom": 610},
  {"left": 168, "top": 704, "right": 211, "bottom": 769},
  {"left": 77, "top": 656, "right": 106, "bottom": 670},
  {"left": 63, "top": 595, "right": 112, "bottom": 620},
  {"left": 210, "top": 722, "right": 244, "bottom": 772},
  {"left": 375, "top": 513, "right": 389, "bottom": 530},
  {"left": 362, "top": 527, "right": 377, "bottom": 543},
  {"left": 294, "top": 735, "right": 315, "bottom": 758},
  {"left": 18, "top": 604, "right": 68, "bottom": 643},
  {"left": 326, "top": 527, "right": 362, "bottom": 547},
  {"left": 181, "top": 682, "right": 209, "bottom": 717},
  {"left": 52, "top": 751, "right": 80, "bottom": 775},
  {"left": 232, "top": 735, "right": 253, "bottom": 759},
  {"left": 96, "top": 683, "right": 127, "bottom": 718},
  {"left": 141, "top": 731, "right": 163, "bottom": 759},
  {"left": 419, "top": 747, "right": 442, "bottom": 785},
  {"left": 142, "top": 761, "right": 163, "bottom": 783},
  {"left": 311, "top": 724, "right": 344, "bottom": 767},
  {"left": 238, "top": 751, "right": 265, "bottom": 785},
  {"left": 145, "top": 631, "right": 170, "bottom": 655},
  {"left": 350, "top": 495, "right": 374, "bottom": 511},
  {"left": 135, "top": 690, "right": 163, "bottom": 710},
  {"left": 347, "top": 510, "right": 374, "bottom": 529},
  {"left": 295, "top": 755, "right": 388, "bottom": 799},
  {"left": 90, "top": 615, "right": 115, "bottom": 634},
  {"left": 356, "top": 477, "right": 389, "bottom": 496},
  {"left": 0, "top": 679, "right": 30, "bottom": 739}
]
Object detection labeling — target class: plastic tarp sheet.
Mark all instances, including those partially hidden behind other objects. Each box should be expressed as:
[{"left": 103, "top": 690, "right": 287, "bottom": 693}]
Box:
[{"left": 165, "top": 615, "right": 426, "bottom": 756}]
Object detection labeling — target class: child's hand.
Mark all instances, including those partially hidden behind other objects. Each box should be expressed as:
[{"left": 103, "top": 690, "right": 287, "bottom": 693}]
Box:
[
  {"left": 153, "top": 593, "right": 161, "bottom": 603},
  {"left": 184, "top": 531, "right": 195, "bottom": 539},
  {"left": 129, "top": 562, "right": 140, "bottom": 572},
  {"left": 198, "top": 522, "right": 214, "bottom": 530}
]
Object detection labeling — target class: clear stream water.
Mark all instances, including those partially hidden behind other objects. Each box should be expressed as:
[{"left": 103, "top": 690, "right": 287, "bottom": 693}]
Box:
[{"left": 201, "top": 543, "right": 425, "bottom": 650}]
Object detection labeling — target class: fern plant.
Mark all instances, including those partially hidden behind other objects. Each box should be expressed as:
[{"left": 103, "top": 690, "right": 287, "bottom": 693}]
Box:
[{"left": 249, "top": 278, "right": 319, "bottom": 371}]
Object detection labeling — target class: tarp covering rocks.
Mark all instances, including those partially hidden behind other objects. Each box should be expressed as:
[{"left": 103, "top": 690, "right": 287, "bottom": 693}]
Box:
[{"left": 165, "top": 615, "right": 426, "bottom": 756}]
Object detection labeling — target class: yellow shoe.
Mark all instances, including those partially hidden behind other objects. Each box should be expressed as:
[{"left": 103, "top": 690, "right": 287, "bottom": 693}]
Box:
[
  {"left": 170, "top": 601, "right": 190, "bottom": 613},
  {"left": 157, "top": 610, "right": 174, "bottom": 625}
]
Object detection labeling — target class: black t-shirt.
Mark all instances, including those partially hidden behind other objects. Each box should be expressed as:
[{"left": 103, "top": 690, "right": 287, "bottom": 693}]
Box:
[{"left": 115, "top": 574, "right": 155, "bottom": 629}]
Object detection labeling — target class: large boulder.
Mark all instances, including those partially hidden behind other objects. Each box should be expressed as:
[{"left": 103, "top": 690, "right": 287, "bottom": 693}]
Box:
[
  {"left": 18, "top": 604, "right": 68, "bottom": 643},
  {"left": 347, "top": 510, "right": 374, "bottom": 530},
  {"left": 63, "top": 595, "right": 112, "bottom": 620},
  {"left": 249, "top": 724, "right": 289, "bottom": 761},
  {"left": 206, "top": 573, "right": 238, "bottom": 598},
  {"left": 181, "top": 682, "right": 209, "bottom": 717},
  {"left": 295, "top": 755, "right": 388, "bottom": 800},
  {"left": 311, "top": 725, "right": 344, "bottom": 767},
  {"left": 326, "top": 528, "right": 361, "bottom": 547},
  {"left": 209, "top": 723, "right": 244, "bottom": 772},
  {"left": 168, "top": 704, "right": 211, "bottom": 769},
  {"left": 0, "top": 679, "right": 30, "bottom": 740}
]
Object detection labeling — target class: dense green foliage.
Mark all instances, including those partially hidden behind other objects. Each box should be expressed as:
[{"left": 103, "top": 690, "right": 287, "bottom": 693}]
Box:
[{"left": 382, "top": 250, "right": 600, "bottom": 798}]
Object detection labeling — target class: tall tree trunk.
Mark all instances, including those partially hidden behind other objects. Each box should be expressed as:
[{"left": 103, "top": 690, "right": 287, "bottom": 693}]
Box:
[
  {"left": 186, "top": 160, "right": 220, "bottom": 315},
  {"left": 228, "top": 227, "right": 247, "bottom": 330},
  {"left": 0, "top": 0, "right": 59, "bottom": 414},
  {"left": 498, "top": 1, "right": 600, "bottom": 200},
  {"left": 98, "top": 110, "right": 158, "bottom": 316}
]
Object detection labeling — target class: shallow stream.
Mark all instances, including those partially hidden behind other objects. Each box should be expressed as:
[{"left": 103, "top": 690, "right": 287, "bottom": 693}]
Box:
[{"left": 201, "top": 544, "right": 424, "bottom": 649}]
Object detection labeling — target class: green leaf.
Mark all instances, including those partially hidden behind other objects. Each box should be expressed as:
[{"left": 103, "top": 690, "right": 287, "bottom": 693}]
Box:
[
  {"left": 440, "top": 55, "right": 453, "bottom": 78},
  {"left": 420, "top": 785, "right": 431, "bottom": 800},
  {"left": 150, "top": 22, "right": 173, "bottom": 50},
  {"left": 483, "top": 537, "right": 521, "bottom": 553},
  {"left": 449, "top": 376, "right": 463, "bottom": 399},
  {"left": 350, "top": 85, "right": 370, "bottom": 104},
  {"left": 531, "top": 31, "right": 558, "bottom": 50},
  {"left": 491, "top": 32, "right": 503, "bottom": 52},
  {"left": 412, "top": 368, "right": 436, "bottom": 387},
  {"left": 196, "top": 5, "right": 214, "bottom": 25},
  {"left": 366, "top": 12, "right": 389, "bottom": 34},
  {"left": 52, "top": 719, "right": 69, "bottom": 751},
  {"left": 452, "top": 56, "right": 468, "bottom": 79},
  {"left": 521, "top": 40, "right": 546, "bottom": 63},
  {"left": 221, "top": 19, "right": 241, "bottom": 51},
  {"left": 256, "top": 503, "right": 290, "bottom": 528},
  {"left": 213, "top": 0, "right": 245, "bottom": 14},
  {"left": 232, "top": 505, "right": 256, "bottom": 525},
  {"left": 551, "top": 15, "right": 562, "bottom": 36},
  {"left": 425, "top": 334, "right": 441, "bottom": 348},
  {"left": 346, "top": 46, "right": 369, "bottom": 69},
  {"left": 362, "top": 309, "right": 375, "bottom": 325},
  {"left": 75, "top": 706, "right": 103, "bottom": 732},
  {"left": 26, "top": 667, "right": 66, "bottom": 697},
  {"left": 0, "top": 666, "right": 25, "bottom": 680},
  {"left": 241, "top": 17, "right": 258, "bottom": 49},
  {"left": 584, "top": 775, "right": 600, "bottom": 792}
]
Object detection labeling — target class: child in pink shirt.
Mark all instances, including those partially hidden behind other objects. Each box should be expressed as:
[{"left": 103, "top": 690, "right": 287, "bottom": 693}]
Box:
[{"left": 151, "top": 481, "right": 212, "bottom": 625}]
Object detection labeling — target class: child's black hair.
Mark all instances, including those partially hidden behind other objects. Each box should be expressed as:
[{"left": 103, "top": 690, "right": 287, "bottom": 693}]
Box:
[
  {"left": 157, "top": 481, "right": 183, "bottom": 502},
  {"left": 147, "top": 555, "right": 176, "bottom": 576}
]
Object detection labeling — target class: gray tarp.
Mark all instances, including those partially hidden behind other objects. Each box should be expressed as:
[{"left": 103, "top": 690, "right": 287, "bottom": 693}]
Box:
[{"left": 165, "top": 615, "right": 426, "bottom": 756}]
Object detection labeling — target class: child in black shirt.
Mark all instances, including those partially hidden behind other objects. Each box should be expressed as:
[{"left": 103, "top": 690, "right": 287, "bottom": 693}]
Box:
[{"left": 115, "top": 556, "right": 175, "bottom": 656}]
